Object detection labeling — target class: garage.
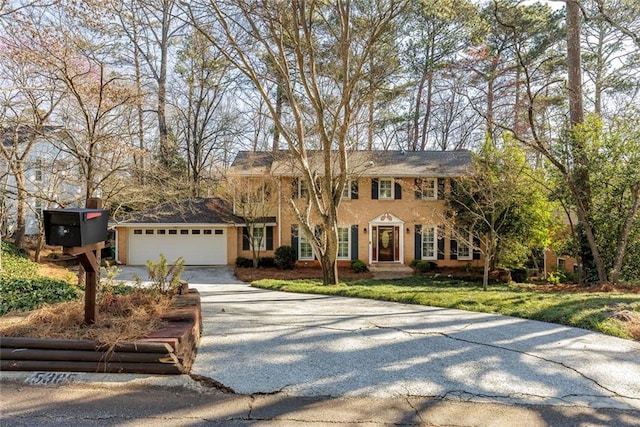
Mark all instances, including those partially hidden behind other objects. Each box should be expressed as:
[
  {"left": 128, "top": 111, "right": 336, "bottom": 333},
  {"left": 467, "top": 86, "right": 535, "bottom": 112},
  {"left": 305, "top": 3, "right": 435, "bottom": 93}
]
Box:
[
  {"left": 127, "top": 227, "right": 227, "bottom": 265},
  {"left": 115, "top": 198, "right": 242, "bottom": 266}
]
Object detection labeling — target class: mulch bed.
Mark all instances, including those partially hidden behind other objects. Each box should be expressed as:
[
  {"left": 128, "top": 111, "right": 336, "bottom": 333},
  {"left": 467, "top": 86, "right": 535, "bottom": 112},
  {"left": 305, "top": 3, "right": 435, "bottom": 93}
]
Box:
[
  {"left": 234, "top": 266, "right": 374, "bottom": 282},
  {"left": 0, "top": 290, "right": 201, "bottom": 375}
]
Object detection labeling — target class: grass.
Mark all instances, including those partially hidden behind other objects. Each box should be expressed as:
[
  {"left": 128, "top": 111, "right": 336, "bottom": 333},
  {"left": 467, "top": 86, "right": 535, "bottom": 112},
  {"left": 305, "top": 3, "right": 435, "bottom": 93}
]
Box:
[{"left": 252, "top": 276, "right": 640, "bottom": 340}]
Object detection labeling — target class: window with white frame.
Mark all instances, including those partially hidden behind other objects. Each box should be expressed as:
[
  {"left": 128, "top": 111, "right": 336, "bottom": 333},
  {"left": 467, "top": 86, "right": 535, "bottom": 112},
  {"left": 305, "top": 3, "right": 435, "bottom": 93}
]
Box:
[
  {"left": 457, "top": 228, "right": 472, "bottom": 260},
  {"left": 379, "top": 178, "right": 393, "bottom": 199},
  {"left": 337, "top": 227, "right": 350, "bottom": 259},
  {"left": 298, "top": 179, "right": 309, "bottom": 199},
  {"left": 421, "top": 226, "right": 437, "bottom": 260},
  {"left": 35, "top": 158, "right": 43, "bottom": 182},
  {"left": 299, "top": 233, "right": 313, "bottom": 260},
  {"left": 421, "top": 178, "right": 436, "bottom": 200},
  {"left": 341, "top": 180, "right": 351, "bottom": 199},
  {"left": 251, "top": 226, "right": 266, "bottom": 250}
]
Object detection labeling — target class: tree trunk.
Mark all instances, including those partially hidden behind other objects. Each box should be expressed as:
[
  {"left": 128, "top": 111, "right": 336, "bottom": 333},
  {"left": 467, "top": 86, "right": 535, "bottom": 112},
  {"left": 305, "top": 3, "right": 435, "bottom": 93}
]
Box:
[
  {"left": 14, "top": 169, "right": 27, "bottom": 248},
  {"left": 320, "top": 253, "right": 339, "bottom": 285},
  {"left": 412, "top": 71, "right": 428, "bottom": 151},
  {"left": 419, "top": 72, "right": 433, "bottom": 151},
  {"left": 610, "top": 183, "right": 640, "bottom": 284},
  {"left": 483, "top": 248, "right": 491, "bottom": 292}
]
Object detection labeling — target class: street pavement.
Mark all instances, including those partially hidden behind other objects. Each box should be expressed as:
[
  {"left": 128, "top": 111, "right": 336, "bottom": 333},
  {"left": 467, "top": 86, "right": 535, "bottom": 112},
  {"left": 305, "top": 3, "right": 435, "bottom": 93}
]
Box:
[{"left": 2, "top": 266, "right": 640, "bottom": 426}]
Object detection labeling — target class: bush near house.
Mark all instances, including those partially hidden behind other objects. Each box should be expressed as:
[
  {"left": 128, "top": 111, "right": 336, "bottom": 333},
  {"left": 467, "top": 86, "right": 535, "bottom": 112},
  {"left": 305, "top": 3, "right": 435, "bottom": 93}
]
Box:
[
  {"left": 351, "top": 259, "right": 368, "bottom": 273},
  {"left": 274, "top": 246, "right": 297, "bottom": 270},
  {"left": 235, "top": 257, "right": 254, "bottom": 268},
  {"left": 0, "top": 240, "right": 80, "bottom": 315}
]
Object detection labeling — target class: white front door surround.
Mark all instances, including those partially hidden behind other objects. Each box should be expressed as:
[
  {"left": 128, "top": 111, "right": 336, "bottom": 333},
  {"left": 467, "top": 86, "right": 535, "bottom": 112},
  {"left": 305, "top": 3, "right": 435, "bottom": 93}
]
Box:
[{"left": 369, "top": 212, "right": 405, "bottom": 264}]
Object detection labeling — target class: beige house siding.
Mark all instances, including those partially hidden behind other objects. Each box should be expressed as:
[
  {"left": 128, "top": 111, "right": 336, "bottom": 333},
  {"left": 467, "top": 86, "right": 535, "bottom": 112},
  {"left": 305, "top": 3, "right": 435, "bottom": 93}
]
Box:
[
  {"left": 272, "top": 176, "right": 483, "bottom": 267},
  {"left": 116, "top": 227, "right": 128, "bottom": 265}
]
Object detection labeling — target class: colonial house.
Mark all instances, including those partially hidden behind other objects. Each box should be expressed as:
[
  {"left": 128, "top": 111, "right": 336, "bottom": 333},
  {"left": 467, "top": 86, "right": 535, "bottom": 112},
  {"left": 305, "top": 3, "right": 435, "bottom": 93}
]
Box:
[
  {"left": 115, "top": 150, "right": 483, "bottom": 269},
  {"left": 1, "top": 126, "right": 81, "bottom": 238}
]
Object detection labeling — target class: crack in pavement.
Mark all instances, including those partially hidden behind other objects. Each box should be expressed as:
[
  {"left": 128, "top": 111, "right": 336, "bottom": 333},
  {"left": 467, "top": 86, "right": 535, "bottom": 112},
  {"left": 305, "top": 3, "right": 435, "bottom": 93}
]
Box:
[{"left": 368, "top": 323, "right": 640, "bottom": 403}]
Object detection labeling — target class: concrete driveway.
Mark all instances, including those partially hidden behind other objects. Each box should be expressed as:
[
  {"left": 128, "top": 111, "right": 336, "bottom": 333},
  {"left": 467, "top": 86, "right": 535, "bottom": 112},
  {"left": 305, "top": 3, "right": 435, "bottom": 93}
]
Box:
[{"left": 116, "top": 266, "right": 640, "bottom": 410}]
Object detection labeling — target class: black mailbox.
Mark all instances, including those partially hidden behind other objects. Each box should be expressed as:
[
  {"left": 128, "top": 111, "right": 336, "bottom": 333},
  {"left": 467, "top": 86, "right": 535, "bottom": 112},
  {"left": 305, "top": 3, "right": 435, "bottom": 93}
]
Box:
[{"left": 44, "top": 208, "right": 109, "bottom": 247}]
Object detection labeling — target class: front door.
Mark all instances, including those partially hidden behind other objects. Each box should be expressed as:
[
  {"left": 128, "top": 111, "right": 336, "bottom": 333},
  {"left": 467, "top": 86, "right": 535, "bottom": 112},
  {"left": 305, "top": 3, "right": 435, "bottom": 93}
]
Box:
[{"left": 377, "top": 226, "right": 395, "bottom": 261}]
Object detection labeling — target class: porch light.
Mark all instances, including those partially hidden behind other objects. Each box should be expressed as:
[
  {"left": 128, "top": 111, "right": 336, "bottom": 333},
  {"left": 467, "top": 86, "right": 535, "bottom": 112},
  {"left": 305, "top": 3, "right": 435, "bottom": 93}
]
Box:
[
  {"left": 363, "top": 228, "right": 367, "bottom": 234},
  {"left": 406, "top": 228, "right": 410, "bottom": 234}
]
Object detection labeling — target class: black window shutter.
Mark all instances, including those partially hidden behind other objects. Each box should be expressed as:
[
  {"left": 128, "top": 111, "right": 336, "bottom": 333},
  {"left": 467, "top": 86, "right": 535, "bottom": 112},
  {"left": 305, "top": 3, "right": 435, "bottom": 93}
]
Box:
[
  {"left": 473, "top": 235, "right": 481, "bottom": 260},
  {"left": 351, "top": 225, "right": 359, "bottom": 260},
  {"left": 351, "top": 180, "right": 359, "bottom": 199},
  {"left": 450, "top": 233, "right": 458, "bottom": 260},
  {"left": 292, "top": 178, "right": 299, "bottom": 199},
  {"left": 371, "top": 178, "right": 378, "bottom": 199},
  {"left": 437, "top": 178, "right": 446, "bottom": 200},
  {"left": 414, "top": 225, "right": 422, "bottom": 260},
  {"left": 415, "top": 178, "right": 422, "bottom": 199},
  {"left": 291, "top": 225, "right": 299, "bottom": 258},
  {"left": 266, "top": 226, "right": 274, "bottom": 250},
  {"left": 450, "top": 179, "right": 459, "bottom": 197},
  {"left": 242, "top": 227, "right": 250, "bottom": 250},
  {"left": 437, "top": 226, "right": 445, "bottom": 260},
  {"left": 394, "top": 181, "right": 402, "bottom": 199}
]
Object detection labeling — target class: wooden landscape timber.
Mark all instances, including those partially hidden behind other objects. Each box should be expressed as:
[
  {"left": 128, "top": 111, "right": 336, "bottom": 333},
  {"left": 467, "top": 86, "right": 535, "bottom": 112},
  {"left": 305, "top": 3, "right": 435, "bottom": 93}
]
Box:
[{"left": 0, "top": 289, "right": 201, "bottom": 375}]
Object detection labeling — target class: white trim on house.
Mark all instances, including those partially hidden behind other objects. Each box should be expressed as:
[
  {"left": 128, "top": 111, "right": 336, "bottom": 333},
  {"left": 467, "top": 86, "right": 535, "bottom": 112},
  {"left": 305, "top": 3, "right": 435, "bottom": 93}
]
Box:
[
  {"left": 456, "top": 228, "right": 473, "bottom": 261},
  {"left": 368, "top": 212, "right": 405, "bottom": 264},
  {"left": 337, "top": 226, "right": 350, "bottom": 260},
  {"left": 421, "top": 225, "right": 438, "bottom": 260}
]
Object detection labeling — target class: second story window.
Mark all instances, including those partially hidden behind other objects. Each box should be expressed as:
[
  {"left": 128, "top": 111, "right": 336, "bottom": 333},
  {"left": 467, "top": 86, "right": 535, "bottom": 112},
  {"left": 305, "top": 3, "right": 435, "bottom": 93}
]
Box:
[
  {"left": 421, "top": 179, "right": 436, "bottom": 200},
  {"left": 298, "top": 179, "right": 309, "bottom": 199},
  {"left": 341, "top": 180, "right": 351, "bottom": 199},
  {"left": 379, "top": 178, "right": 393, "bottom": 199}
]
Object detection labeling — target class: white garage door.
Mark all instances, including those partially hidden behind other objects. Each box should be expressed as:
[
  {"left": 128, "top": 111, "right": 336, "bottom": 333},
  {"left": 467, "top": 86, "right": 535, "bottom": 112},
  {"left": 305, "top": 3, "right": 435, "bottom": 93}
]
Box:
[{"left": 128, "top": 227, "right": 227, "bottom": 265}]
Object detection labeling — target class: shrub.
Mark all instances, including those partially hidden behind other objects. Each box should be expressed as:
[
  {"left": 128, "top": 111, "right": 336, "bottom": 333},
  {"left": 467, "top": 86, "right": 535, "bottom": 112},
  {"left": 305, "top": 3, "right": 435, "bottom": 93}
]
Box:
[
  {"left": 146, "top": 254, "right": 185, "bottom": 295},
  {"left": 351, "top": 259, "right": 368, "bottom": 273},
  {"left": 548, "top": 270, "right": 567, "bottom": 285},
  {"left": 410, "top": 259, "right": 419, "bottom": 268},
  {"left": 258, "top": 257, "right": 275, "bottom": 268},
  {"left": 415, "top": 261, "right": 436, "bottom": 273},
  {"left": 274, "top": 246, "right": 297, "bottom": 270},
  {"left": 235, "top": 257, "right": 253, "bottom": 268},
  {"left": 510, "top": 268, "right": 529, "bottom": 283}
]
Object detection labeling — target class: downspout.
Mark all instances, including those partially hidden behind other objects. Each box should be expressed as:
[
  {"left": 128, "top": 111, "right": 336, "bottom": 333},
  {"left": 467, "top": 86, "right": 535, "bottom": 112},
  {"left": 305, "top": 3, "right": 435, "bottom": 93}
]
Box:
[{"left": 278, "top": 177, "right": 282, "bottom": 247}]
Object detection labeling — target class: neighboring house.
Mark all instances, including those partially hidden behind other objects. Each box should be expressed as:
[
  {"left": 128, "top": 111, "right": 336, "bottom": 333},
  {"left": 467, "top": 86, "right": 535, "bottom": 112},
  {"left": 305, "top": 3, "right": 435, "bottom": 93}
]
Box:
[
  {"left": 544, "top": 210, "right": 580, "bottom": 278},
  {"left": 0, "top": 126, "right": 81, "bottom": 237},
  {"left": 115, "top": 150, "right": 483, "bottom": 268}
]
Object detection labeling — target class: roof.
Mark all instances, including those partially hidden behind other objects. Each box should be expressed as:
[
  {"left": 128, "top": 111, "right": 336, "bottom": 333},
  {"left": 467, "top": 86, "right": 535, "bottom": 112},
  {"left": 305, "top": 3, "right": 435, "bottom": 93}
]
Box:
[
  {"left": 229, "top": 150, "right": 472, "bottom": 177},
  {"left": 1, "top": 125, "right": 64, "bottom": 147},
  {"left": 117, "top": 198, "right": 243, "bottom": 226}
]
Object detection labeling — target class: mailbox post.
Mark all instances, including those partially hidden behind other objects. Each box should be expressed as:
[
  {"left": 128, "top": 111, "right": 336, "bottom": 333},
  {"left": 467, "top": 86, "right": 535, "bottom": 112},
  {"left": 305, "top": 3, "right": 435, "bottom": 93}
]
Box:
[{"left": 44, "top": 201, "right": 108, "bottom": 325}]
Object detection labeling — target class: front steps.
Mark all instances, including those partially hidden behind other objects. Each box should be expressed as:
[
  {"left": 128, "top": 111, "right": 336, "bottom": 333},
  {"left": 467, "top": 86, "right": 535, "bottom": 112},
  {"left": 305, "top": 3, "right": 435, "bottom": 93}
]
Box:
[{"left": 368, "top": 263, "right": 414, "bottom": 279}]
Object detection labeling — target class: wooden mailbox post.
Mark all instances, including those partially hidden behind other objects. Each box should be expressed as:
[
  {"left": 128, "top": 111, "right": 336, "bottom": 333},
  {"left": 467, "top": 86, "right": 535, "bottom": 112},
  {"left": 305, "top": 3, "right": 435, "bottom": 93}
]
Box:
[{"left": 43, "top": 199, "right": 108, "bottom": 325}]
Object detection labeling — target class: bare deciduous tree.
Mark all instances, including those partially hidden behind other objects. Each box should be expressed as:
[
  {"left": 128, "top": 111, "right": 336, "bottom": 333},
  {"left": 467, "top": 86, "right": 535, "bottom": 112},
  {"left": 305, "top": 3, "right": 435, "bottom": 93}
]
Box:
[{"left": 186, "top": 0, "right": 408, "bottom": 284}]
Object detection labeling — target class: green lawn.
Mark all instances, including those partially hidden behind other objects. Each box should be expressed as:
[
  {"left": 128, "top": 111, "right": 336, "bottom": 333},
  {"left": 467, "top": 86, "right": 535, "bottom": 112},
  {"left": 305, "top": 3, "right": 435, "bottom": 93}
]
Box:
[{"left": 252, "top": 276, "right": 640, "bottom": 340}]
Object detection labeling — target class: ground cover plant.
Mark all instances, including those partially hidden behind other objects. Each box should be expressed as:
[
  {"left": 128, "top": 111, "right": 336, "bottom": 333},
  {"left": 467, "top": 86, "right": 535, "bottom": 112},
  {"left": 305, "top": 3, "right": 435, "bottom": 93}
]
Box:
[
  {"left": 251, "top": 276, "right": 640, "bottom": 341},
  {"left": 0, "top": 245, "right": 175, "bottom": 344},
  {"left": 0, "top": 240, "right": 80, "bottom": 315}
]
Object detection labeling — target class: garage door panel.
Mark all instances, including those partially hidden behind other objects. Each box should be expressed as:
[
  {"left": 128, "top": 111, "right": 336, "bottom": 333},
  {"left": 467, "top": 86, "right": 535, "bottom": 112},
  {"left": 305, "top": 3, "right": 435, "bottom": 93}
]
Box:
[{"left": 128, "top": 228, "right": 227, "bottom": 265}]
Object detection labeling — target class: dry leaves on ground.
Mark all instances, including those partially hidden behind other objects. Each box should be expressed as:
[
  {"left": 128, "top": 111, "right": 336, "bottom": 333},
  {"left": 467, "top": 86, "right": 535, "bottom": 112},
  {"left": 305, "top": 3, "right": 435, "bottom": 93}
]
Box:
[{"left": 0, "top": 290, "right": 173, "bottom": 345}]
